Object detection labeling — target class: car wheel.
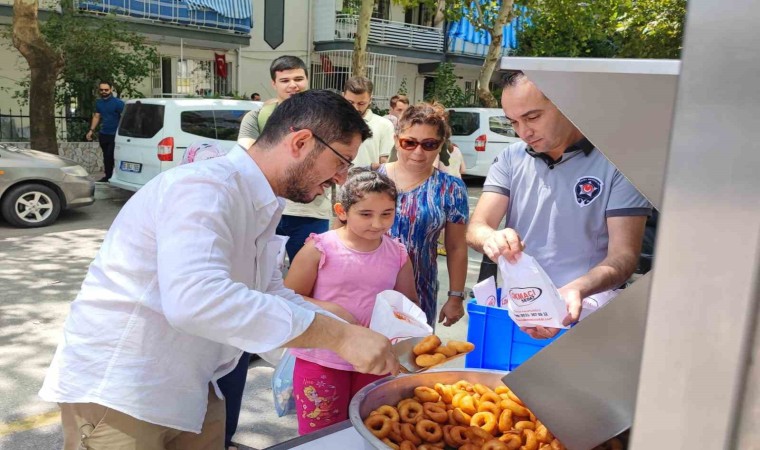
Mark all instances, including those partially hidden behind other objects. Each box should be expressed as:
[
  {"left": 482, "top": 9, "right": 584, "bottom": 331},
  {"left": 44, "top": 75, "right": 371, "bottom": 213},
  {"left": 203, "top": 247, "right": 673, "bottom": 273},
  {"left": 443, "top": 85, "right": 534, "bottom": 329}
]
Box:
[{"left": 1, "top": 183, "right": 61, "bottom": 228}]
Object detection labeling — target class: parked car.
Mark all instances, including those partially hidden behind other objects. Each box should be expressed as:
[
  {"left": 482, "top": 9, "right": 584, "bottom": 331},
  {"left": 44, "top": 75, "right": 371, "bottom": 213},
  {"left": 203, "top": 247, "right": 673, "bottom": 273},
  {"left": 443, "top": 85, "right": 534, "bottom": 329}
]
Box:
[
  {"left": 0, "top": 144, "right": 95, "bottom": 228},
  {"left": 110, "top": 98, "right": 262, "bottom": 191},
  {"left": 448, "top": 107, "right": 522, "bottom": 177}
]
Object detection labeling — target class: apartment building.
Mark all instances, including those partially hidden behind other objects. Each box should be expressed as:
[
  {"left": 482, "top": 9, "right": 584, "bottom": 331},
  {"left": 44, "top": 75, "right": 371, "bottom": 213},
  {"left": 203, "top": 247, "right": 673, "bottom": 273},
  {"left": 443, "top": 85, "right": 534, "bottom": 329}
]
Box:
[{"left": 0, "top": 0, "right": 519, "bottom": 114}]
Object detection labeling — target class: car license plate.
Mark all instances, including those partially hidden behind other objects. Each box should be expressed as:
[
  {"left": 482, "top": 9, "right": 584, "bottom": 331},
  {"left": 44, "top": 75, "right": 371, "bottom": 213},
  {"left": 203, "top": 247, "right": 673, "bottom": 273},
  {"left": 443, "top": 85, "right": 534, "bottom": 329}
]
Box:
[{"left": 120, "top": 161, "right": 142, "bottom": 173}]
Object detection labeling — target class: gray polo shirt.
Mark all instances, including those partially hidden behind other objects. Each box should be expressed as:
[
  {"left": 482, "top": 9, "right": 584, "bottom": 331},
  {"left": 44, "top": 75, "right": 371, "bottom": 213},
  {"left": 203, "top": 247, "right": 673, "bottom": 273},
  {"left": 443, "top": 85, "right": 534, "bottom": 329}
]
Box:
[{"left": 484, "top": 139, "right": 652, "bottom": 288}]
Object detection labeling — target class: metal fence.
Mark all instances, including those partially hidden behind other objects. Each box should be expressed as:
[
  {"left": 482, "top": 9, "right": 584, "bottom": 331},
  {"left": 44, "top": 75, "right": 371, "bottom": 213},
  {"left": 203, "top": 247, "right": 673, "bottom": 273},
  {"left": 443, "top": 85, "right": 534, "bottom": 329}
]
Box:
[{"left": 0, "top": 110, "right": 91, "bottom": 143}]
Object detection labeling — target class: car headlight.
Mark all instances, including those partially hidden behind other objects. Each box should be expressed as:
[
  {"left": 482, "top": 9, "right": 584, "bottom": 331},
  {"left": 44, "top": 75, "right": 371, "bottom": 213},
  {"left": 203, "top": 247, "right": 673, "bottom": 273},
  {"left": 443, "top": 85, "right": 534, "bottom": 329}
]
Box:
[{"left": 61, "top": 165, "right": 89, "bottom": 177}]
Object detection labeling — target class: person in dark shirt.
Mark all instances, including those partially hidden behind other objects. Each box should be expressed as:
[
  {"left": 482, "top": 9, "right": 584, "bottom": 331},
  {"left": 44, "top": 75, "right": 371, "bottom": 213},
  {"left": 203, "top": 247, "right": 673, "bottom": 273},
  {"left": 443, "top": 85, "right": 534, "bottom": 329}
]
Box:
[{"left": 86, "top": 81, "right": 125, "bottom": 183}]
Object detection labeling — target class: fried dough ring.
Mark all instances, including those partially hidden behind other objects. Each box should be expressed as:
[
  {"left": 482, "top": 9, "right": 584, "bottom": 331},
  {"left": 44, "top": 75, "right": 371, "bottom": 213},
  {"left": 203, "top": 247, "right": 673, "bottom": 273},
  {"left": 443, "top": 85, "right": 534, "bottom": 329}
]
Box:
[
  {"left": 399, "top": 441, "right": 418, "bottom": 450},
  {"left": 454, "top": 380, "right": 473, "bottom": 392},
  {"left": 434, "top": 383, "right": 454, "bottom": 404},
  {"left": 470, "top": 411, "right": 498, "bottom": 435},
  {"left": 423, "top": 402, "right": 448, "bottom": 424},
  {"left": 478, "top": 400, "right": 502, "bottom": 417},
  {"left": 416, "top": 353, "right": 446, "bottom": 367},
  {"left": 414, "top": 386, "right": 440, "bottom": 403},
  {"left": 514, "top": 420, "right": 536, "bottom": 432},
  {"left": 459, "top": 445, "right": 481, "bottom": 450},
  {"left": 522, "top": 429, "right": 539, "bottom": 450},
  {"left": 399, "top": 400, "right": 425, "bottom": 424},
  {"left": 413, "top": 335, "right": 441, "bottom": 355},
  {"left": 507, "top": 390, "right": 524, "bottom": 406},
  {"left": 383, "top": 437, "right": 400, "bottom": 450},
  {"left": 501, "top": 398, "right": 529, "bottom": 417},
  {"left": 499, "top": 431, "right": 523, "bottom": 449},
  {"left": 434, "top": 344, "right": 458, "bottom": 357},
  {"left": 494, "top": 386, "right": 510, "bottom": 395},
  {"left": 452, "top": 407, "right": 472, "bottom": 426},
  {"left": 458, "top": 394, "right": 478, "bottom": 416},
  {"left": 372, "top": 405, "right": 400, "bottom": 422},
  {"left": 442, "top": 425, "right": 457, "bottom": 448},
  {"left": 448, "top": 340, "right": 475, "bottom": 353},
  {"left": 365, "top": 414, "right": 392, "bottom": 439},
  {"left": 449, "top": 425, "right": 470, "bottom": 446},
  {"left": 400, "top": 422, "right": 422, "bottom": 445},
  {"left": 415, "top": 419, "right": 443, "bottom": 443},
  {"left": 498, "top": 409, "right": 514, "bottom": 433},
  {"left": 550, "top": 439, "right": 566, "bottom": 450},
  {"left": 387, "top": 421, "right": 404, "bottom": 443},
  {"left": 483, "top": 440, "right": 510, "bottom": 450},
  {"left": 480, "top": 392, "right": 503, "bottom": 405},
  {"left": 536, "top": 424, "right": 554, "bottom": 443},
  {"left": 465, "top": 425, "right": 495, "bottom": 446}
]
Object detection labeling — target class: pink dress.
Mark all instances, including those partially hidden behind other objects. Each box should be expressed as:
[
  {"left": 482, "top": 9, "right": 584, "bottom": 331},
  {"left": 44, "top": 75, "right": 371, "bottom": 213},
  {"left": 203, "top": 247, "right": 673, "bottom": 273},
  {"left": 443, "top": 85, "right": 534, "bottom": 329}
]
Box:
[{"left": 290, "top": 230, "right": 409, "bottom": 371}]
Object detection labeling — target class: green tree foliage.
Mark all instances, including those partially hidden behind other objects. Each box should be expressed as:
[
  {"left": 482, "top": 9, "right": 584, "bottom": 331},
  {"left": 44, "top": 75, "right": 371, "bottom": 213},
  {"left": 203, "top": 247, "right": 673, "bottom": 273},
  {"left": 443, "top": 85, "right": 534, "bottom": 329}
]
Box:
[
  {"left": 397, "top": 77, "right": 408, "bottom": 96},
  {"left": 515, "top": 0, "right": 686, "bottom": 59},
  {"left": 14, "top": 2, "right": 158, "bottom": 117},
  {"left": 616, "top": 0, "right": 687, "bottom": 59},
  {"left": 424, "top": 62, "right": 468, "bottom": 107}
]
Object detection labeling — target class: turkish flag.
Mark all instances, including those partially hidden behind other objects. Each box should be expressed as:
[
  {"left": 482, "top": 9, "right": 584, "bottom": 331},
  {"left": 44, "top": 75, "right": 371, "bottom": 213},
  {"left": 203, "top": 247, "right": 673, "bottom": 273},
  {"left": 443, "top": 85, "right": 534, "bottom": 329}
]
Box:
[
  {"left": 319, "top": 53, "right": 334, "bottom": 74},
  {"left": 214, "top": 53, "right": 227, "bottom": 79}
]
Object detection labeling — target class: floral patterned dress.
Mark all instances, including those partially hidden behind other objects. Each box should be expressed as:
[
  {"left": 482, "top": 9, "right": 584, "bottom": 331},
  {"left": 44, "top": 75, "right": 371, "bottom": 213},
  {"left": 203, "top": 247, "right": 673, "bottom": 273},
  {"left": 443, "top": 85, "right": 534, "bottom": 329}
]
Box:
[{"left": 379, "top": 166, "right": 469, "bottom": 325}]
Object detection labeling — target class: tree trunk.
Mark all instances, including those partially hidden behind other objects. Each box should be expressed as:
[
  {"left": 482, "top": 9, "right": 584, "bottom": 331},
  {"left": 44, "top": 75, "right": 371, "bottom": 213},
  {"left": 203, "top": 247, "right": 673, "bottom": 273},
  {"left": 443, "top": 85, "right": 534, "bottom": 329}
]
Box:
[
  {"left": 351, "top": 0, "right": 374, "bottom": 77},
  {"left": 476, "top": 0, "right": 514, "bottom": 108},
  {"left": 12, "top": 0, "right": 64, "bottom": 154}
]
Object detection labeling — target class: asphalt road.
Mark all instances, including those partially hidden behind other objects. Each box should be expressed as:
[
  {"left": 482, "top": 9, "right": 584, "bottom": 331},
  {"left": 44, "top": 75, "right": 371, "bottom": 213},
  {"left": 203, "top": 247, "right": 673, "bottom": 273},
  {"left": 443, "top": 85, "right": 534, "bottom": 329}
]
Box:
[{"left": 0, "top": 178, "right": 489, "bottom": 450}]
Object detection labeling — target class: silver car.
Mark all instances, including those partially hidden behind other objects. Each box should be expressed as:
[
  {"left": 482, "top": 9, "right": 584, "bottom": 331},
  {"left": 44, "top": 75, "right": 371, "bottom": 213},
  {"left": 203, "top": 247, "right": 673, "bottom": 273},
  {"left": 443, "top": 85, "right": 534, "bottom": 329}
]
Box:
[{"left": 0, "top": 144, "right": 95, "bottom": 228}]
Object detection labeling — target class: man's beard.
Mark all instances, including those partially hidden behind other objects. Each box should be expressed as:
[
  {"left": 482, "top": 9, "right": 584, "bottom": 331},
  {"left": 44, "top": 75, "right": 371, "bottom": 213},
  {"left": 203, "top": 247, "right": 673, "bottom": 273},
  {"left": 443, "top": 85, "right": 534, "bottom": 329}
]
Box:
[
  {"left": 100, "top": 93, "right": 111, "bottom": 99},
  {"left": 282, "top": 149, "right": 329, "bottom": 203}
]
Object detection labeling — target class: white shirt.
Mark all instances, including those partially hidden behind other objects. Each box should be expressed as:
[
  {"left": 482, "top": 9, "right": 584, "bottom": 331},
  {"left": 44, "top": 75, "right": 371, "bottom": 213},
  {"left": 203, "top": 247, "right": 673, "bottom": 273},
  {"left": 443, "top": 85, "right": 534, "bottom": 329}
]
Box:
[
  {"left": 39, "top": 146, "right": 322, "bottom": 432},
  {"left": 352, "top": 109, "right": 395, "bottom": 168}
]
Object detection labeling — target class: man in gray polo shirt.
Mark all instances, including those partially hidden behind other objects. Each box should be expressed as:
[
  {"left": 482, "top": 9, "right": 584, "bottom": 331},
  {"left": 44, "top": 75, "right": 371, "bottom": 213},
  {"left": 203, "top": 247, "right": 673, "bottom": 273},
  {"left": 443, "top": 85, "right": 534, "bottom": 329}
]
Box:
[{"left": 467, "top": 71, "right": 651, "bottom": 339}]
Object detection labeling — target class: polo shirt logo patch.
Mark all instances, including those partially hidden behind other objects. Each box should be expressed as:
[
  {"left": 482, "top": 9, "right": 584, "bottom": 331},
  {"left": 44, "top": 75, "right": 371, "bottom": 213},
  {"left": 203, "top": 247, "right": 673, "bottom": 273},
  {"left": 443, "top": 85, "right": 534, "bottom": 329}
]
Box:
[{"left": 575, "top": 176, "right": 603, "bottom": 207}]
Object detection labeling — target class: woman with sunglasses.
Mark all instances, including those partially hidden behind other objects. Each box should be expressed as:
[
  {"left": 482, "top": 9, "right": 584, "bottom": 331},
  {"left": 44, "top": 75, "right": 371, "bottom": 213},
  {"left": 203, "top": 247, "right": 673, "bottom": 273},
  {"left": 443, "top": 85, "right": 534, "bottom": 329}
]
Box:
[{"left": 379, "top": 102, "right": 470, "bottom": 328}]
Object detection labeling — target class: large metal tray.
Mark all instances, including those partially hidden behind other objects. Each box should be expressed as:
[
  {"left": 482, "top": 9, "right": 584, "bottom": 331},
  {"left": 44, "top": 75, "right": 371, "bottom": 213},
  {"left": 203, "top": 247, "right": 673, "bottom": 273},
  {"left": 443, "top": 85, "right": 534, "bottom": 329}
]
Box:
[{"left": 348, "top": 369, "right": 508, "bottom": 449}]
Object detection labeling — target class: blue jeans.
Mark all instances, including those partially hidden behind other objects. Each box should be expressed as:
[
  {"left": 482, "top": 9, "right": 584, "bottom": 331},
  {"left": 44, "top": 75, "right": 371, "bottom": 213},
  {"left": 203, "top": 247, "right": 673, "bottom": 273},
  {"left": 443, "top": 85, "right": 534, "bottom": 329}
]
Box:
[{"left": 276, "top": 215, "right": 330, "bottom": 261}]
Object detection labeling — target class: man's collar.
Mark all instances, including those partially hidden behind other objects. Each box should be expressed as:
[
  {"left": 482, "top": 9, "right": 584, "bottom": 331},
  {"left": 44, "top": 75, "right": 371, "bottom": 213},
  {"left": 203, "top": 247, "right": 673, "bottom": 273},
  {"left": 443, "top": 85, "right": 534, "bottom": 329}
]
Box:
[
  {"left": 363, "top": 108, "right": 374, "bottom": 121},
  {"left": 525, "top": 137, "right": 595, "bottom": 166}
]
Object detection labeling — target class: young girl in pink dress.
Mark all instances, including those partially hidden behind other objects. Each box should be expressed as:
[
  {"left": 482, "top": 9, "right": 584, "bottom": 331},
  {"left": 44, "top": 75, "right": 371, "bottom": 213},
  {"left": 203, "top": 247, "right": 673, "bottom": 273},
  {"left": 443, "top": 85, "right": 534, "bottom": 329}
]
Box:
[{"left": 284, "top": 169, "right": 418, "bottom": 435}]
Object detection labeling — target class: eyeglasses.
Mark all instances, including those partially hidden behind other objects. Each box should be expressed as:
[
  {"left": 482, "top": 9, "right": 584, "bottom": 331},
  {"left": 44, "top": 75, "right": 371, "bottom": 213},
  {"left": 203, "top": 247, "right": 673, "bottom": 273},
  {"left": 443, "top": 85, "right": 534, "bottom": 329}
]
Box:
[
  {"left": 99, "top": 89, "right": 110, "bottom": 92},
  {"left": 397, "top": 137, "right": 443, "bottom": 152},
  {"left": 290, "top": 127, "right": 354, "bottom": 170}
]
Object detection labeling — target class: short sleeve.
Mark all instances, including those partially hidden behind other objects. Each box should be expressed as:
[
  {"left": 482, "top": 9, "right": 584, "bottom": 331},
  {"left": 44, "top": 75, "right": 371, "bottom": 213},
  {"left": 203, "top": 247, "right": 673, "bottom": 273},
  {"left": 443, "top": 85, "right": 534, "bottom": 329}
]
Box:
[
  {"left": 483, "top": 145, "right": 514, "bottom": 197},
  {"left": 117, "top": 99, "right": 125, "bottom": 113},
  {"left": 379, "top": 118, "right": 395, "bottom": 158},
  {"left": 304, "top": 233, "right": 327, "bottom": 269},
  {"left": 606, "top": 170, "right": 653, "bottom": 217},
  {"left": 389, "top": 237, "right": 409, "bottom": 268},
  {"left": 445, "top": 176, "right": 469, "bottom": 224},
  {"left": 95, "top": 100, "right": 103, "bottom": 115},
  {"left": 238, "top": 110, "right": 261, "bottom": 141}
]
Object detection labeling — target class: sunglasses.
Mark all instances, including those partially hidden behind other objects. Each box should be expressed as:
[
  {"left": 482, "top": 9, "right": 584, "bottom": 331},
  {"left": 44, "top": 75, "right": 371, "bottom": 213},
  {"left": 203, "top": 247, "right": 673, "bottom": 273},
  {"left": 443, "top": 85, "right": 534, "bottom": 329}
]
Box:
[
  {"left": 398, "top": 137, "right": 442, "bottom": 152},
  {"left": 99, "top": 89, "right": 110, "bottom": 92}
]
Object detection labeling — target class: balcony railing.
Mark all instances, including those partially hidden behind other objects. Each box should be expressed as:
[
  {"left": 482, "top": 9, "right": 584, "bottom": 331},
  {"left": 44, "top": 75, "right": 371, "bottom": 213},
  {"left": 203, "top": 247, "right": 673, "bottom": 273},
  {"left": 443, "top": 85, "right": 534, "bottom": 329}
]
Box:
[{"left": 333, "top": 14, "right": 444, "bottom": 54}]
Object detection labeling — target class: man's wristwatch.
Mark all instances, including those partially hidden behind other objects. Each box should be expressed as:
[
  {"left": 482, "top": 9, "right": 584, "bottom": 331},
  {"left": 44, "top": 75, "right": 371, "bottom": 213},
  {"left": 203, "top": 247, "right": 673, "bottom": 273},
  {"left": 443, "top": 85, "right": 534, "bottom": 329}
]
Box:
[{"left": 447, "top": 290, "right": 465, "bottom": 299}]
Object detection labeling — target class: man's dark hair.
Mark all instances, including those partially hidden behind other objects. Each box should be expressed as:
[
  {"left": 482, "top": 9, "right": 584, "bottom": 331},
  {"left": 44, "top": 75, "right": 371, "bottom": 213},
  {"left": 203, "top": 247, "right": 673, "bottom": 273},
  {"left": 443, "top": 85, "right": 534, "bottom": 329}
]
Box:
[
  {"left": 344, "top": 76, "right": 373, "bottom": 96},
  {"left": 256, "top": 90, "right": 372, "bottom": 151},
  {"left": 500, "top": 71, "right": 526, "bottom": 88},
  {"left": 99, "top": 81, "right": 113, "bottom": 88},
  {"left": 269, "top": 56, "right": 307, "bottom": 80},
  {"left": 251, "top": 93, "right": 260, "bottom": 100}
]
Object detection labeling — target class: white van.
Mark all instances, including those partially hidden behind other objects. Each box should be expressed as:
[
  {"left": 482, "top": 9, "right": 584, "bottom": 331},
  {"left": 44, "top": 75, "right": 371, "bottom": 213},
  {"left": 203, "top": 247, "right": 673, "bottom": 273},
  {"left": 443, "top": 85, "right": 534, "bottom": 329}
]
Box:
[
  {"left": 448, "top": 108, "right": 521, "bottom": 177},
  {"left": 110, "top": 98, "right": 262, "bottom": 191}
]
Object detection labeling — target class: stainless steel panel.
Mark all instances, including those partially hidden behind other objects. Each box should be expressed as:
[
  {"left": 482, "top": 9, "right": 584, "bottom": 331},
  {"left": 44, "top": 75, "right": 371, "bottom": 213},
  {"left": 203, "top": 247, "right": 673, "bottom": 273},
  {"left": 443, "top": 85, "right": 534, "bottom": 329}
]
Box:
[
  {"left": 499, "top": 57, "right": 680, "bottom": 210},
  {"left": 348, "top": 369, "right": 508, "bottom": 449},
  {"left": 631, "top": 0, "right": 760, "bottom": 447},
  {"left": 502, "top": 274, "right": 651, "bottom": 450}
]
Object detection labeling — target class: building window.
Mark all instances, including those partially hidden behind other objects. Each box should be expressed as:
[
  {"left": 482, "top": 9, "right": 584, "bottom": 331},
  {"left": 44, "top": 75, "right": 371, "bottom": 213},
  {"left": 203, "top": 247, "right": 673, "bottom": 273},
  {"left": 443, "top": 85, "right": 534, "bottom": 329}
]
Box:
[{"left": 405, "top": 3, "right": 436, "bottom": 27}]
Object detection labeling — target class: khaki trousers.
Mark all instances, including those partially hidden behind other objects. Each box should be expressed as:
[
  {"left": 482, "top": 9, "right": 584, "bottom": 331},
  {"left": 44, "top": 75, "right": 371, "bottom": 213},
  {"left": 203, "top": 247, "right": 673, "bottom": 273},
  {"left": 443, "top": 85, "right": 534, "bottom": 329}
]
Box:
[{"left": 60, "top": 385, "right": 225, "bottom": 450}]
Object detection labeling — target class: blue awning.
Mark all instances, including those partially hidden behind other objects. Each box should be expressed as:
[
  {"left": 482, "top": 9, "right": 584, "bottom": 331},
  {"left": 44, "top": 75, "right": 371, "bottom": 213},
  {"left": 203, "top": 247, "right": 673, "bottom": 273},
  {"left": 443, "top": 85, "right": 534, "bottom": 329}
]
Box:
[
  {"left": 447, "top": 1, "right": 524, "bottom": 49},
  {"left": 185, "top": 0, "right": 251, "bottom": 20}
]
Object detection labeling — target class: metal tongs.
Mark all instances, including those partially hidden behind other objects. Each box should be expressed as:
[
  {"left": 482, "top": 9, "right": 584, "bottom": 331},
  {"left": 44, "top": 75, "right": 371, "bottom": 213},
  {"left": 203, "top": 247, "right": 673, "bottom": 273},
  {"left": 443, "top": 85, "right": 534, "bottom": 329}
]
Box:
[{"left": 391, "top": 337, "right": 471, "bottom": 374}]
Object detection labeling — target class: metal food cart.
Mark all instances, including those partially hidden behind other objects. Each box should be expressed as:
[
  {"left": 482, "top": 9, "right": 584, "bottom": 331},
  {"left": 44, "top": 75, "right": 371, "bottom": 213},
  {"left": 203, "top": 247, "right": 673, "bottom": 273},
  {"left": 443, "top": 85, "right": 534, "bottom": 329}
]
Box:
[{"left": 261, "top": 0, "right": 760, "bottom": 447}]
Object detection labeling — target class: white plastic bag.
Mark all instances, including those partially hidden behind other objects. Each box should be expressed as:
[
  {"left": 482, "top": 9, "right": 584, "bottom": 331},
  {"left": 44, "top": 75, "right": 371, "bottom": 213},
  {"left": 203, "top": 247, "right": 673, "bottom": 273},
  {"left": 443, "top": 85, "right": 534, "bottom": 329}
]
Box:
[
  {"left": 369, "top": 290, "right": 432, "bottom": 344},
  {"left": 498, "top": 254, "right": 568, "bottom": 329},
  {"left": 271, "top": 349, "right": 296, "bottom": 417}
]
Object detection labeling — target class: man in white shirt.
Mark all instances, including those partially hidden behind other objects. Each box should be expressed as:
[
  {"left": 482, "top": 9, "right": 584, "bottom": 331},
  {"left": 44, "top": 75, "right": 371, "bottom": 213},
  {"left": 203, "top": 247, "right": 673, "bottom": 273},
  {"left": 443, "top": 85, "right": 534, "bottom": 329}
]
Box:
[
  {"left": 343, "top": 76, "right": 395, "bottom": 170},
  {"left": 40, "top": 90, "right": 397, "bottom": 450}
]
